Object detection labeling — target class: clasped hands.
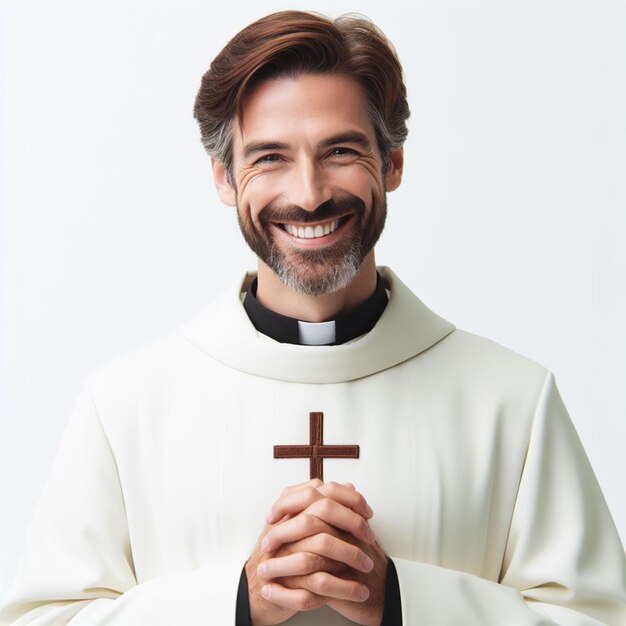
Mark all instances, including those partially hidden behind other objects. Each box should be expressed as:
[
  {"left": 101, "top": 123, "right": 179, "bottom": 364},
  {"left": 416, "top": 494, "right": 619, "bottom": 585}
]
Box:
[{"left": 246, "top": 479, "right": 387, "bottom": 626}]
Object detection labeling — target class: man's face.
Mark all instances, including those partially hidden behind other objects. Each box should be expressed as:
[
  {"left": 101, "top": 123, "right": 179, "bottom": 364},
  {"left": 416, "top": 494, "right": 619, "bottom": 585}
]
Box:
[{"left": 224, "top": 73, "right": 396, "bottom": 296}]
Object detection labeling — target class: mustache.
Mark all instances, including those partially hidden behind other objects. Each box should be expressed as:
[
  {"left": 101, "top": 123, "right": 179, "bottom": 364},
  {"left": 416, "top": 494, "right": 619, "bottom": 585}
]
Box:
[{"left": 259, "top": 195, "right": 366, "bottom": 225}]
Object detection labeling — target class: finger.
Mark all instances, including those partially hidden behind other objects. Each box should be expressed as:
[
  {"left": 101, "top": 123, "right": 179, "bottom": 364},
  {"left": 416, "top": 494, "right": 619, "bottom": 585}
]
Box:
[
  {"left": 258, "top": 551, "right": 335, "bottom": 578},
  {"left": 306, "top": 498, "right": 376, "bottom": 545},
  {"left": 263, "top": 512, "right": 330, "bottom": 551},
  {"left": 267, "top": 481, "right": 324, "bottom": 522},
  {"left": 263, "top": 509, "right": 373, "bottom": 553},
  {"left": 263, "top": 503, "right": 375, "bottom": 552},
  {"left": 318, "top": 481, "right": 373, "bottom": 519},
  {"left": 267, "top": 481, "right": 373, "bottom": 524},
  {"left": 284, "top": 571, "right": 370, "bottom": 603},
  {"left": 266, "top": 486, "right": 322, "bottom": 524},
  {"left": 279, "top": 479, "right": 324, "bottom": 498},
  {"left": 260, "top": 582, "right": 328, "bottom": 612},
  {"left": 259, "top": 537, "right": 374, "bottom": 577}
]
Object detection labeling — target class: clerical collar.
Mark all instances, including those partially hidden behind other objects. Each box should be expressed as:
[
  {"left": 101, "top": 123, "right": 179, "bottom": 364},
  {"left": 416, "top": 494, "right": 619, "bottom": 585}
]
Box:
[{"left": 243, "top": 273, "right": 388, "bottom": 346}]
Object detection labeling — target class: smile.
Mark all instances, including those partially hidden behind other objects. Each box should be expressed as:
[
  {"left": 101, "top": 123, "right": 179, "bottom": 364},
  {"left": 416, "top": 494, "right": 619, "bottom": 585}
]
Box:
[{"left": 280, "top": 218, "right": 341, "bottom": 240}]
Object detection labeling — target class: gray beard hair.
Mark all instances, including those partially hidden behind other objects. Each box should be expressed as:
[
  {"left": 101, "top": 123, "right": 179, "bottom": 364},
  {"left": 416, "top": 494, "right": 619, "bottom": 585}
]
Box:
[{"left": 266, "top": 239, "right": 363, "bottom": 297}]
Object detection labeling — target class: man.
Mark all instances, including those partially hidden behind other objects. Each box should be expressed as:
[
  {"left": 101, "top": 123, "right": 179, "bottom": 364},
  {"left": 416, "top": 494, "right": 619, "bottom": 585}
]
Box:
[{"left": 1, "top": 9, "right": 624, "bottom": 626}]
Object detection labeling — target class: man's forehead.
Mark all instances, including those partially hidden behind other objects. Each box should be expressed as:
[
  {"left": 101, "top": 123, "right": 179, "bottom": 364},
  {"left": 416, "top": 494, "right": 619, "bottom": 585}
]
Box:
[{"left": 232, "top": 74, "right": 376, "bottom": 155}]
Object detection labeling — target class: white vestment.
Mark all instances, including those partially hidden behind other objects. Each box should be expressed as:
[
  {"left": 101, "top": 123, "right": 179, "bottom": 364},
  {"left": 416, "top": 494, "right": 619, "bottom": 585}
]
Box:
[{"left": 1, "top": 267, "right": 625, "bottom": 625}]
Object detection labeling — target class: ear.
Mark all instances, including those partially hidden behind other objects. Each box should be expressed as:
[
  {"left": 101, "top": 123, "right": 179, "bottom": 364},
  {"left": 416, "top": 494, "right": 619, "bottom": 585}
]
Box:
[
  {"left": 211, "top": 157, "right": 237, "bottom": 206},
  {"left": 384, "top": 147, "right": 404, "bottom": 192}
]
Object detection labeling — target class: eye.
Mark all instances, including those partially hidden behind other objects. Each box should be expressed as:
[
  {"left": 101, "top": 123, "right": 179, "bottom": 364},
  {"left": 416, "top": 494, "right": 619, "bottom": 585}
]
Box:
[
  {"left": 330, "top": 147, "right": 358, "bottom": 158},
  {"left": 254, "top": 154, "right": 281, "bottom": 165}
]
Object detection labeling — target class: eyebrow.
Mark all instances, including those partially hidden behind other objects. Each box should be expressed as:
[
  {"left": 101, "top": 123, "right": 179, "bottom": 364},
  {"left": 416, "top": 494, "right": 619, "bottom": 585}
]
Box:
[{"left": 242, "top": 131, "right": 374, "bottom": 162}]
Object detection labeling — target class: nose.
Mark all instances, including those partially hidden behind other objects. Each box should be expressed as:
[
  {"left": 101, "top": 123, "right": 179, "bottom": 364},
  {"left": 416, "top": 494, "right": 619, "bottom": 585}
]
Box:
[{"left": 286, "top": 159, "right": 332, "bottom": 212}]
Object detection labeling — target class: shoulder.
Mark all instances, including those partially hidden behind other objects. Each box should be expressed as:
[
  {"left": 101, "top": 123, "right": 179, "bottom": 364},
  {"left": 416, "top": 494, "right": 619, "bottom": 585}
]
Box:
[
  {"left": 441, "top": 327, "right": 546, "bottom": 373},
  {"left": 84, "top": 330, "right": 206, "bottom": 419},
  {"left": 423, "top": 327, "right": 552, "bottom": 405}
]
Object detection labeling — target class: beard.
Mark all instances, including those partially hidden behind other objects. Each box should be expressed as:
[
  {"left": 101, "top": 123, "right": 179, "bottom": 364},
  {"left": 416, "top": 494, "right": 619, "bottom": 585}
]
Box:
[{"left": 237, "top": 192, "right": 387, "bottom": 297}]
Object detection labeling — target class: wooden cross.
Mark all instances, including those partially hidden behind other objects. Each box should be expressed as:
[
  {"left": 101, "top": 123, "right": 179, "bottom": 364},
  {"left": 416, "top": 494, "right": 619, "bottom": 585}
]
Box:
[{"left": 273, "top": 412, "right": 359, "bottom": 481}]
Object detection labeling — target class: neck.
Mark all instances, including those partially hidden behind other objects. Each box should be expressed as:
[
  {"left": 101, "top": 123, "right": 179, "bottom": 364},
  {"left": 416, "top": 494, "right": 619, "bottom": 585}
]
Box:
[{"left": 255, "top": 253, "right": 378, "bottom": 322}]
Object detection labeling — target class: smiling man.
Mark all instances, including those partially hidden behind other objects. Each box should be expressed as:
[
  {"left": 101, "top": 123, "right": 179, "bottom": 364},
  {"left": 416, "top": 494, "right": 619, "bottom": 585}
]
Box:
[
  {"left": 1, "top": 9, "right": 625, "bottom": 626},
  {"left": 213, "top": 71, "right": 401, "bottom": 323}
]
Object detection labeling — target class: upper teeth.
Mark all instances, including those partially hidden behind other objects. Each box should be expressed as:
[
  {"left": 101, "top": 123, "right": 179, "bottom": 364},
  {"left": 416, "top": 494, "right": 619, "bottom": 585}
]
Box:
[{"left": 284, "top": 219, "right": 340, "bottom": 239}]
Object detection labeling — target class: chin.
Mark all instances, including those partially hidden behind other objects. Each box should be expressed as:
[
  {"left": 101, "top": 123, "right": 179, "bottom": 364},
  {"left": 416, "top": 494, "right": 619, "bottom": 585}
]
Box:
[{"left": 270, "top": 251, "right": 362, "bottom": 297}]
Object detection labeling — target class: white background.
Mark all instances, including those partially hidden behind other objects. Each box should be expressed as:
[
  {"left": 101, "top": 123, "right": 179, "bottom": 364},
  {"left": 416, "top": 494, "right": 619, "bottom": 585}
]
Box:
[{"left": 1, "top": 0, "right": 625, "bottom": 595}]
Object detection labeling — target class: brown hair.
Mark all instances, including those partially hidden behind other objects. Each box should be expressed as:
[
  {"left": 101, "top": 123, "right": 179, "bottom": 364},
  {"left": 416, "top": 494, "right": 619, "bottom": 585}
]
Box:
[{"left": 193, "top": 10, "right": 410, "bottom": 183}]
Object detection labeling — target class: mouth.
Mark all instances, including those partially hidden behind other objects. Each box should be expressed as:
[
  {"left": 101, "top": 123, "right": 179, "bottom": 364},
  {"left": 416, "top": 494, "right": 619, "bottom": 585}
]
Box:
[{"left": 278, "top": 216, "right": 351, "bottom": 240}]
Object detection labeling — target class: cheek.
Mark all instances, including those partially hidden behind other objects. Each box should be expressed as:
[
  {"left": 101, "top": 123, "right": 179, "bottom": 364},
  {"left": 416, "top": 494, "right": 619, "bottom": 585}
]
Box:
[
  {"left": 238, "top": 175, "right": 278, "bottom": 223},
  {"left": 337, "top": 165, "right": 384, "bottom": 204}
]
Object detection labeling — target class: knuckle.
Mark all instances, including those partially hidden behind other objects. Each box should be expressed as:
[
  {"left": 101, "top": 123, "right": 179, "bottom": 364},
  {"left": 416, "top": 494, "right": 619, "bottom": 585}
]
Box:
[
  {"left": 295, "top": 552, "right": 308, "bottom": 569},
  {"left": 316, "top": 532, "right": 334, "bottom": 552},
  {"left": 300, "top": 512, "right": 317, "bottom": 529},
  {"left": 304, "top": 486, "right": 319, "bottom": 501},
  {"left": 351, "top": 545, "right": 364, "bottom": 564},
  {"left": 324, "top": 481, "right": 340, "bottom": 495},
  {"left": 356, "top": 516, "right": 369, "bottom": 534},
  {"left": 295, "top": 589, "right": 321, "bottom": 610},
  {"left": 299, "top": 552, "right": 312, "bottom": 570},
  {"left": 355, "top": 493, "right": 366, "bottom": 509},
  {"left": 316, "top": 497, "right": 334, "bottom": 516},
  {"left": 309, "top": 478, "right": 323, "bottom": 488},
  {"left": 302, "top": 552, "right": 324, "bottom": 571},
  {"left": 307, "top": 571, "right": 329, "bottom": 594},
  {"left": 352, "top": 583, "right": 369, "bottom": 602}
]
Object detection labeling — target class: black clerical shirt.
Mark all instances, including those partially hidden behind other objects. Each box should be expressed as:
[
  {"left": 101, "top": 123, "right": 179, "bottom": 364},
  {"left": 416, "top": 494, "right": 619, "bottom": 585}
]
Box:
[
  {"left": 236, "top": 273, "right": 402, "bottom": 624},
  {"left": 242, "top": 272, "right": 389, "bottom": 346}
]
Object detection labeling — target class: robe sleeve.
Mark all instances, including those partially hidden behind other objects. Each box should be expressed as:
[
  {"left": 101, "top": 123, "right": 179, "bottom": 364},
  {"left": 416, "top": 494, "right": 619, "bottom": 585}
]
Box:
[
  {"left": 390, "top": 371, "right": 626, "bottom": 625},
  {"left": 0, "top": 380, "right": 243, "bottom": 625}
]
